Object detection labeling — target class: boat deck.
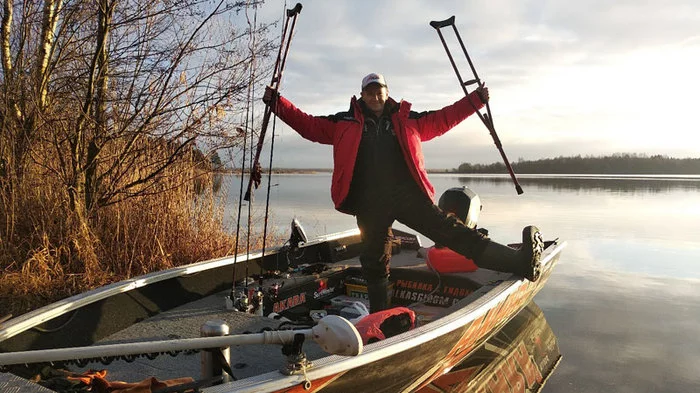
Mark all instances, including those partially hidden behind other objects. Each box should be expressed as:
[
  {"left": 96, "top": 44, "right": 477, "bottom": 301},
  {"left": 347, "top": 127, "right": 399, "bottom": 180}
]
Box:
[
  {"left": 1, "top": 245, "right": 517, "bottom": 392},
  {"left": 69, "top": 248, "right": 508, "bottom": 385},
  {"left": 74, "top": 289, "right": 305, "bottom": 382}
]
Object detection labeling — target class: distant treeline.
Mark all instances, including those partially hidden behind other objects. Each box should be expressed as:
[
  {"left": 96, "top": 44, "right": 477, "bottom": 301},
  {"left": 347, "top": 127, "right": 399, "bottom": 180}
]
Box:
[
  {"left": 454, "top": 154, "right": 700, "bottom": 174},
  {"left": 223, "top": 167, "right": 332, "bottom": 174}
]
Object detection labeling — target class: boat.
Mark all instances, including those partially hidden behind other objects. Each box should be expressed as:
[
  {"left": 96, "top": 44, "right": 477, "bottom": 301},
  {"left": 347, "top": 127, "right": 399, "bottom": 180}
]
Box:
[{"left": 0, "top": 217, "right": 565, "bottom": 392}]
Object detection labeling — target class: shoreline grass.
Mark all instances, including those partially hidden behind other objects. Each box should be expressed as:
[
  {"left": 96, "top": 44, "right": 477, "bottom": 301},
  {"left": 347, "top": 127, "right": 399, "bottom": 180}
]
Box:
[{"left": 0, "top": 171, "right": 278, "bottom": 318}]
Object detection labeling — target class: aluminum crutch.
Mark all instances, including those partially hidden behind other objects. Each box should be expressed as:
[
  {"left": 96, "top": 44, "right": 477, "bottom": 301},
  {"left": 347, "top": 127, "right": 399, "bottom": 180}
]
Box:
[
  {"left": 431, "top": 16, "right": 524, "bottom": 195},
  {"left": 244, "top": 3, "right": 303, "bottom": 201}
]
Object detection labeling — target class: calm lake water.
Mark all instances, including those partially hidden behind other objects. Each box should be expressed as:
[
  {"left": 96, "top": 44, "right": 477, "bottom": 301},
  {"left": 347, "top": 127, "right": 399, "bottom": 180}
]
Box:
[{"left": 225, "top": 173, "right": 700, "bottom": 392}]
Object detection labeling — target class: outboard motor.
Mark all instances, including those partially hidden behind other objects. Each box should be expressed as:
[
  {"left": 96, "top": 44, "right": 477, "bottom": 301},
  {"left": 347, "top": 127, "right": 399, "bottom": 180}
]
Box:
[
  {"left": 428, "top": 186, "right": 483, "bottom": 273},
  {"left": 437, "top": 186, "right": 481, "bottom": 229}
]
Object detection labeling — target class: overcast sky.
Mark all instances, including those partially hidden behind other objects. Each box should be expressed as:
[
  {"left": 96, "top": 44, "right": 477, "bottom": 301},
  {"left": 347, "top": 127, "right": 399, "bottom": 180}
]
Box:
[{"left": 248, "top": 0, "right": 700, "bottom": 169}]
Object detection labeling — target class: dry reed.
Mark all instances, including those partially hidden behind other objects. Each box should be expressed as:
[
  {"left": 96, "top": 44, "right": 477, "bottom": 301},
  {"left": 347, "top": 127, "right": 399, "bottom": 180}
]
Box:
[{"left": 0, "top": 167, "right": 277, "bottom": 318}]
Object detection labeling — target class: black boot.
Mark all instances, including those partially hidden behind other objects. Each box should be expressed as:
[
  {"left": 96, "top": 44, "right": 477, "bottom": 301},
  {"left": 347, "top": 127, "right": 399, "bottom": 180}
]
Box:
[
  {"left": 474, "top": 226, "right": 544, "bottom": 282},
  {"left": 366, "top": 276, "right": 390, "bottom": 313}
]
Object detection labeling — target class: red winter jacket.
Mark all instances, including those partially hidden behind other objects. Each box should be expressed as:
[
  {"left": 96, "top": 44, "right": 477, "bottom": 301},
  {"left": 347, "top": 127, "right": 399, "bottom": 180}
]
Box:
[{"left": 270, "top": 91, "right": 485, "bottom": 213}]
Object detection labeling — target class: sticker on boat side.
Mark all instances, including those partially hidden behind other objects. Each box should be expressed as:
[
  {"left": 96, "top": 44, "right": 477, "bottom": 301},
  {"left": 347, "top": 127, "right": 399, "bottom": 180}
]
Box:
[
  {"left": 393, "top": 289, "right": 454, "bottom": 306},
  {"left": 482, "top": 340, "right": 544, "bottom": 393},
  {"left": 272, "top": 293, "right": 307, "bottom": 313},
  {"left": 394, "top": 279, "right": 472, "bottom": 306},
  {"left": 417, "top": 340, "right": 544, "bottom": 393},
  {"left": 313, "top": 286, "right": 336, "bottom": 299},
  {"left": 395, "top": 279, "right": 435, "bottom": 292},
  {"left": 417, "top": 281, "right": 537, "bottom": 389}
]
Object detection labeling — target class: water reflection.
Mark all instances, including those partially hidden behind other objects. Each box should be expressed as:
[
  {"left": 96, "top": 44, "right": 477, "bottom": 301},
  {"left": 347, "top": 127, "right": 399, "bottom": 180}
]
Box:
[
  {"left": 222, "top": 173, "right": 700, "bottom": 392},
  {"left": 449, "top": 174, "right": 700, "bottom": 192},
  {"left": 194, "top": 173, "right": 223, "bottom": 195},
  {"left": 417, "top": 301, "right": 560, "bottom": 393}
]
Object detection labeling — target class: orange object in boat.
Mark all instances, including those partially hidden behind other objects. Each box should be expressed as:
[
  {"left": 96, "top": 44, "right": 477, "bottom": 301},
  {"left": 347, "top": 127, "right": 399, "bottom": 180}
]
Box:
[
  {"left": 426, "top": 246, "right": 478, "bottom": 273},
  {"left": 354, "top": 307, "right": 416, "bottom": 345}
]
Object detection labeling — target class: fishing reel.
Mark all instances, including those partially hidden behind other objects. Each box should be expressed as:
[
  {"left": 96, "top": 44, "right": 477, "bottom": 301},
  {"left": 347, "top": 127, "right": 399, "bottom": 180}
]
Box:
[
  {"left": 249, "top": 288, "right": 264, "bottom": 316},
  {"left": 227, "top": 287, "right": 265, "bottom": 315},
  {"left": 226, "top": 288, "right": 249, "bottom": 312}
]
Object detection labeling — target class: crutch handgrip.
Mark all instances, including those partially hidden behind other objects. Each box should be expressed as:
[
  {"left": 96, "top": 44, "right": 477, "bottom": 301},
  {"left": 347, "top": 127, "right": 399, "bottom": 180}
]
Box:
[
  {"left": 287, "top": 3, "right": 302, "bottom": 17},
  {"left": 430, "top": 16, "right": 455, "bottom": 29},
  {"left": 463, "top": 78, "right": 480, "bottom": 87}
]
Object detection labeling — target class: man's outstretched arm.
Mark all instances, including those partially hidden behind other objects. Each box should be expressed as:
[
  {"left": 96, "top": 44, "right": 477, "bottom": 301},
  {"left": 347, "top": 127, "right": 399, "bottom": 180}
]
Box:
[
  {"left": 263, "top": 86, "right": 336, "bottom": 145},
  {"left": 413, "top": 86, "right": 488, "bottom": 141}
]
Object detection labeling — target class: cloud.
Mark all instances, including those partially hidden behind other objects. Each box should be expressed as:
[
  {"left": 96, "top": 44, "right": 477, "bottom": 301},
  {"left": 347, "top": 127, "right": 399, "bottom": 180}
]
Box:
[{"left": 250, "top": 0, "right": 700, "bottom": 168}]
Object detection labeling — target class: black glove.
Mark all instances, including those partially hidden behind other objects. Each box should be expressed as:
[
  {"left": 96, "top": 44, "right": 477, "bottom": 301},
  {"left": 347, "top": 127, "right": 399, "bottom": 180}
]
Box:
[
  {"left": 476, "top": 85, "right": 489, "bottom": 104},
  {"left": 262, "top": 86, "right": 278, "bottom": 105}
]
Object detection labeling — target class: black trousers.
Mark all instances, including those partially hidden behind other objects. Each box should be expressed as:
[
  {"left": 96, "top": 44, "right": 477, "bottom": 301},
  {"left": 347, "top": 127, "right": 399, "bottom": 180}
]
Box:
[{"left": 354, "top": 183, "right": 489, "bottom": 286}]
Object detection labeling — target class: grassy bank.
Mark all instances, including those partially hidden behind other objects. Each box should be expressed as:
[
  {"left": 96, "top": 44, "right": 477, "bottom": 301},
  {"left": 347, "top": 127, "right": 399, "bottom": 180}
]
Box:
[
  {"left": 0, "top": 171, "right": 247, "bottom": 318},
  {"left": 0, "top": 162, "right": 281, "bottom": 318}
]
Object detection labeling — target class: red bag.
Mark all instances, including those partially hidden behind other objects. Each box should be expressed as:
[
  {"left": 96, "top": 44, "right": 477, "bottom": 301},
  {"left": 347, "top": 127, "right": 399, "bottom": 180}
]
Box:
[
  {"left": 354, "top": 307, "right": 416, "bottom": 344},
  {"left": 426, "top": 246, "right": 478, "bottom": 273}
]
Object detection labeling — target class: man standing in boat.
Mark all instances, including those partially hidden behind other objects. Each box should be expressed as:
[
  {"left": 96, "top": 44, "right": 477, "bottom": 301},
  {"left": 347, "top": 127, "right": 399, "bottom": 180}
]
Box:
[{"left": 263, "top": 73, "right": 543, "bottom": 313}]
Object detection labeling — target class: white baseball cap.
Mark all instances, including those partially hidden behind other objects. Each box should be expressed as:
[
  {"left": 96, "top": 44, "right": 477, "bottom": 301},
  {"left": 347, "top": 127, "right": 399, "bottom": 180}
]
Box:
[{"left": 361, "top": 73, "right": 387, "bottom": 89}]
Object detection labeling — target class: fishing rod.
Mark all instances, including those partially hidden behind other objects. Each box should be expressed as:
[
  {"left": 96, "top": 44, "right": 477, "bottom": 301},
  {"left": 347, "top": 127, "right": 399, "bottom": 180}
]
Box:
[
  {"left": 244, "top": 3, "right": 302, "bottom": 202},
  {"left": 430, "top": 16, "right": 524, "bottom": 195},
  {"left": 231, "top": 1, "right": 261, "bottom": 309},
  {"left": 230, "top": 3, "right": 302, "bottom": 311}
]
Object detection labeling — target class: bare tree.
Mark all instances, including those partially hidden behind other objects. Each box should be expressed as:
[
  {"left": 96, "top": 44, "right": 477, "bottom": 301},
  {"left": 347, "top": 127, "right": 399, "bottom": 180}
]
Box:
[{"left": 1, "top": 0, "right": 275, "bottom": 252}]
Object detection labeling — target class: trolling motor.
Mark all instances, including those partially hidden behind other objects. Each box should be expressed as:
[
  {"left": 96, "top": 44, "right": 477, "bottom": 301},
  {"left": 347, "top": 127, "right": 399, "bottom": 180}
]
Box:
[
  {"left": 289, "top": 218, "right": 309, "bottom": 249},
  {"left": 285, "top": 218, "right": 309, "bottom": 268},
  {"left": 0, "top": 315, "right": 363, "bottom": 367}
]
